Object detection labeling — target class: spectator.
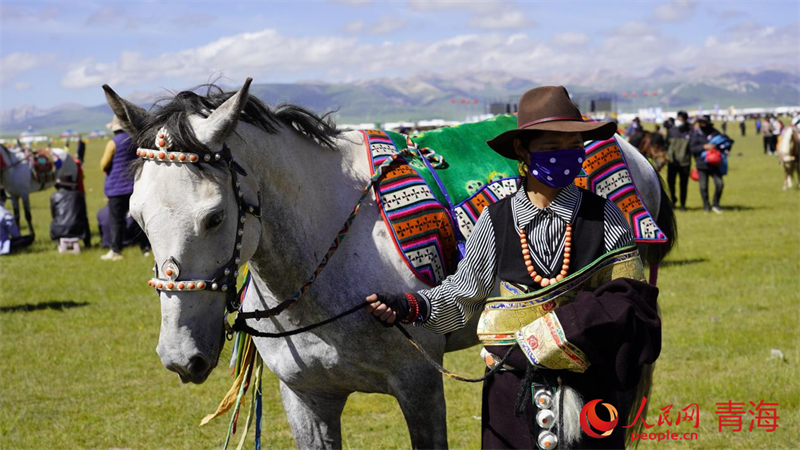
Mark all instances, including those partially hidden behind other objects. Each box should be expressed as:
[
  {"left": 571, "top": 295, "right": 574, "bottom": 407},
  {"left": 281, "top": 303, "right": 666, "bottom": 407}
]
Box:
[
  {"left": 665, "top": 111, "right": 692, "bottom": 211},
  {"left": 690, "top": 115, "right": 726, "bottom": 213},
  {"left": 50, "top": 174, "right": 91, "bottom": 248},
  {"left": 76, "top": 135, "right": 87, "bottom": 164},
  {"left": 0, "top": 205, "right": 34, "bottom": 255},
  {"left": 721, "top": 120, "right": 727, "bottom": 134},
  {"left": 97, "top": 204, "right": 149, "bottom": 252},
  {"left": 663, "top": 117, "right": 675, "bottom": 132},
  {"left": 99, "top": 115, "right": 143, "bottom": 261},
  {"left": 763, "top": 115, "right": 775, "bottom": 155},
  {"left": 755, "top": 116, "right": 762, "bottom": 134},
  {"left": 769, "top": 115, "right": 783, "bottom": 155},
  {"left": 739, "top": 117, "right": 746, "bottom": 136}
]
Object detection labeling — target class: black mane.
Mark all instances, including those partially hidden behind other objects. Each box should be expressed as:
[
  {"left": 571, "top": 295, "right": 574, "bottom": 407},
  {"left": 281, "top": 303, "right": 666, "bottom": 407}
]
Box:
[{"left": 133, "top": 84, "right": 339, "bottom": 162}]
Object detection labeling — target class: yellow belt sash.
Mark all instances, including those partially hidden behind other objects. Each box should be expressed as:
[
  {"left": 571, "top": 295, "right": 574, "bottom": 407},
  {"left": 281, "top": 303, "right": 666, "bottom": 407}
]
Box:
[{"left": 477, "top": 246, "right": 645, "bottom": 347}]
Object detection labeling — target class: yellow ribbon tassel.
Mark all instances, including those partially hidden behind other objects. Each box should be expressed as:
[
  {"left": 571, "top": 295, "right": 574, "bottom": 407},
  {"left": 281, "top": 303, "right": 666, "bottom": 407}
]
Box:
[{"left": 200, "top": 338, "right": 254, "bottom": 426}]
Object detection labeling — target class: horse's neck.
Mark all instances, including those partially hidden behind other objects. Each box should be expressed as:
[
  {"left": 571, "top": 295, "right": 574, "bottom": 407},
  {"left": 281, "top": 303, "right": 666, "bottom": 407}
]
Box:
[{"left": 238, "top": 126, "right": 369, "bottom": 302}]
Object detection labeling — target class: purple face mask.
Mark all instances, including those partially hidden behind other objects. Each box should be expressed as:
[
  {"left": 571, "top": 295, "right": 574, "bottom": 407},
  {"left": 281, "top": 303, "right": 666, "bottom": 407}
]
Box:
[{"left": 527, "top": 149, "right": 585, "bottom": 188}]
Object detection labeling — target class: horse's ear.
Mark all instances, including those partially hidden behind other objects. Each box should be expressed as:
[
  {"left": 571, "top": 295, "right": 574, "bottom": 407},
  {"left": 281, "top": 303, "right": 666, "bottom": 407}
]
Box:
[
  {"left": 103, "top": 84, "right": 150, "bottom": 134},
  {"left": 197, "top": 78, "right": 252, "bottom": 145}
]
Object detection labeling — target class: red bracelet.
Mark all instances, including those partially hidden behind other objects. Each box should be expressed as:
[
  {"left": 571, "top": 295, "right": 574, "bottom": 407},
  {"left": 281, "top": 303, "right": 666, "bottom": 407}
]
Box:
[{"left": 402, "top": 293, "right": 419, "bottom": 324}]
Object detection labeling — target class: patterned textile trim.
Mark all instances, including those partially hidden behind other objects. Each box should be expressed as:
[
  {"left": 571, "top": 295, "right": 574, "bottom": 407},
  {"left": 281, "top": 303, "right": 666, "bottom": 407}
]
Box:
[
  {"left": 515, "top": 311, "right": 590, "bottom": 372},
  {"left": 363, "top": 129, "right": 457, "bottom": 286},
  {"left": 477, "top": 246, "right": 644, "bottom": 345},
  {"left": 453, "top": 177, "right": 521, "bottom": 240},
  {"left": 31, "top": 149, "right": 59, "bottom": 184},
  {"left": 574, "top": 138, "right": 667, "bottom": 243}
]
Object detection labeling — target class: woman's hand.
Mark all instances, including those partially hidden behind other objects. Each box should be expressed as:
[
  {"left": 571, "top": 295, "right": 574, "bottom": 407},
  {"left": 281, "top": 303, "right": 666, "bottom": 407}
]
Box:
[{"left": 364, "top": 293, "right": 410, "bottom": 327}]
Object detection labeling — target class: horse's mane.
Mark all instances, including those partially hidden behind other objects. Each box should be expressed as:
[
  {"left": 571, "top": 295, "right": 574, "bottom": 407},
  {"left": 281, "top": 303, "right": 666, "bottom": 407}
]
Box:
[{"left": 132, "top": 84, "right": 339, "bottom": 168}]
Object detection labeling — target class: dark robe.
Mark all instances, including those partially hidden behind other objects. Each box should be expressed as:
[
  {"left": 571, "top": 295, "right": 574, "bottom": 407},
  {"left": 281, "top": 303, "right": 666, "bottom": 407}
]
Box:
[{"left": 481, "top": 192, "right": 661, "bottom": 449}]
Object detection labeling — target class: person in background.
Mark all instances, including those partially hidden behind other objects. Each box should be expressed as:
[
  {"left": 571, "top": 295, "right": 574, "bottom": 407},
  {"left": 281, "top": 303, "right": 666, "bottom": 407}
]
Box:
[
  {"left": 663, "top": 117, "right": 675, "bottom": 133},
  {"left": 763, "top": 114, "right": 775, "bottom": 155},
  {"left": 50, "top": 174, "right": 91, "bottom": 248},
  {"left": 99, "top": 115, "right": 143, "bottom": 261},
  {"left": 690, "top": 115, "right": 725, "bottom": 214},
  {"left": 76, "top": 135, "right": 87, "bottom": 164},
  {"left": 770, "top": 115, "right": 783, "bottom": 155},
  {"left": 0, "top": 205, "right": 34, "bottom": 255},
  {"left": 653, "top": 124, "right": 665, "bottom": 144},
  {"left": 739, "top": 117, "right": 746, "bottom": 136},
  {"left": 665, "top": 111, "right": 692, "bottom": 211},
  {"left": 755, "top": 116, "right": 762, "bottom": 134},
  {"left": 626, "top": 116, "right": 641, "bottom": 137},
  {"left": 721, "top": 120, "right": 727, "bottom": 134}
]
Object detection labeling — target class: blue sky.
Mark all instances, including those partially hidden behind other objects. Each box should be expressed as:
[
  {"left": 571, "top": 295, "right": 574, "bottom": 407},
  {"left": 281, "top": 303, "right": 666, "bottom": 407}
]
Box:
[{"left": 1, "top": 0, "right": 798, "bottom": 109}]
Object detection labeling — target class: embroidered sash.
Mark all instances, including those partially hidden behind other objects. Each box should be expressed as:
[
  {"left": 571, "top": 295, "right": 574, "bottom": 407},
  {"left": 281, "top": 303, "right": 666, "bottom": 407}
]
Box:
[{"left": 477, "top": 246, "right": 645, "bottom": 347}]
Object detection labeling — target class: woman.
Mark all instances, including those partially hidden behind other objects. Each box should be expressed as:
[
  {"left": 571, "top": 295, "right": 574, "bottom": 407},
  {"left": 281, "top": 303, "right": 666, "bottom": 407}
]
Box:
[
  {"left": 365, "top": 86, "right": 661, "bottom": 449},
  {"left": 99, "top": 115, "right": 145, "bottom": 260}
]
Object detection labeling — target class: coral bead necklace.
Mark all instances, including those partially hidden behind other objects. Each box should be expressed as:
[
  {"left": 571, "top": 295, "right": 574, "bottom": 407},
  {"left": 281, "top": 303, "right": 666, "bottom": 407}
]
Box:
[{"left": 519, "top": 222, "right": 572, "bottom": 288}]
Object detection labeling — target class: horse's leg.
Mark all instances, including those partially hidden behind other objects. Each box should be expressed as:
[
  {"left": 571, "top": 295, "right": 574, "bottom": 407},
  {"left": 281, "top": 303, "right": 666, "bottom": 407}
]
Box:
[
  {"left": 22, "top": 195, "right": 34, "bottom": 236},
  {"left": 391, "top": 366, "right": 449, "bottom": 449},
  {"left": 279, "top": 382, "right": 348, "bottom": 449},
  {"left": 10, "top": 196, "right": 21, "bottom": 228},
  {"left": 794, "top": 161, "right": 800, "bottom": 189}
]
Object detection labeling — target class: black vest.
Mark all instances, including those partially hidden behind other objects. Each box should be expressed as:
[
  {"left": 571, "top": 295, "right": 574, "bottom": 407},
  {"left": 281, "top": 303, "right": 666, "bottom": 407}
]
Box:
[{"left": 487, "top": 189, "right": 607, "bottom": 290}]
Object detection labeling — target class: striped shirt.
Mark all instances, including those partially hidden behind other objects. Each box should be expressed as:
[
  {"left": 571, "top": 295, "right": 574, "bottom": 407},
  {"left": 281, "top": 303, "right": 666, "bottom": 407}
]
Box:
[{"left": 419, "top": 183, "right": 634, "bottom": 334}]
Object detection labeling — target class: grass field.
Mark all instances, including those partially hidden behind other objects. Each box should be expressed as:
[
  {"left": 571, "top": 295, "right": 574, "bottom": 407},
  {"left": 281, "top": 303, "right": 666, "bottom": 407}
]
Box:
[{"left": 1, "top": 120, "right": 798, "bottom": 449}]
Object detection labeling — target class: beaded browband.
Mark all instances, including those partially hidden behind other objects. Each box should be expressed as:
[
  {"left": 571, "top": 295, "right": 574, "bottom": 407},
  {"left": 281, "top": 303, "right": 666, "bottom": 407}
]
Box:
[{"left": 141, "top": 127, "right": 261, "bottom": 313}]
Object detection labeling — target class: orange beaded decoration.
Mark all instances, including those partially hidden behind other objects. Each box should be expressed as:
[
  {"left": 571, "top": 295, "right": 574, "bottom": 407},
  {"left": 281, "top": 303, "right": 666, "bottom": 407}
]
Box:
[{"left": 519, "top": 223, "right": 572, "bottom": 288}]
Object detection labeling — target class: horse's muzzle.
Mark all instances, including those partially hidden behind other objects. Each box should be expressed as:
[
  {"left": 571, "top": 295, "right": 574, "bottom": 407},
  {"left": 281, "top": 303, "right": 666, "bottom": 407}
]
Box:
[{"left": 166, "top": 354, "right": 213, "bottom": 384}]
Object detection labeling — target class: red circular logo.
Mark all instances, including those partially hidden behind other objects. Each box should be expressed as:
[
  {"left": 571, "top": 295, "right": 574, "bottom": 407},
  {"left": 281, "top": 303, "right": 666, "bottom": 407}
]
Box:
[{"left": 579, "top": 399, "right": 619, "bottom": 438}]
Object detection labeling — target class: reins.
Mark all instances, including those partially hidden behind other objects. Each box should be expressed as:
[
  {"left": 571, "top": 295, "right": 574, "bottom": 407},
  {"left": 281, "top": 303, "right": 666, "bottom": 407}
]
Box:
[
  {"left": 229, "top": 146, "right": 411, "bottom": 326},
  {"left": 0, "top": 145, "right": 33, "bottom": 172},
  {"left": 141, "top": 129, "right": 500, "bottom": 383}
]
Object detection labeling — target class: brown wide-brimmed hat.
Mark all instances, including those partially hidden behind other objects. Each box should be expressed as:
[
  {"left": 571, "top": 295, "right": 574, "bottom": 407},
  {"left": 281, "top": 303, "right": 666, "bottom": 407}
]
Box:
[{"left": 487, "top": 86, "right": 617, "bottom": 159}]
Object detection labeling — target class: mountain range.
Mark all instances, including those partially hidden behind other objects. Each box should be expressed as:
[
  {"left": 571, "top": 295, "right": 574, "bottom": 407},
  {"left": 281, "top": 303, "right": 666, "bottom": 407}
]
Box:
[{"left": 2, "top": 67, "right": 798, "bottom": 136}]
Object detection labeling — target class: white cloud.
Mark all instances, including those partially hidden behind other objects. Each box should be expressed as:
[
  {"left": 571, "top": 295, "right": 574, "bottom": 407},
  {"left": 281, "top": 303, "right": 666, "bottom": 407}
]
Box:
[
  {"left": 408, "top": 0, "right": 499, "bottom": 13},
  {"left": 14, "top": 82, "right": 31, "bottom": 91},
  {"left": 468, "top": 9, "right": 533, "bottom": 30},
  {"left": 651, "top": 0, "right": 697, "bottom": 23},
  {"left": 701, "top": 22, "right": 800, "bottom": 67},
  {"left": 409, "top": 1, "right": 531, "bottom": 30},
  {"left": 344, "top": 19, "right": 364, "bottom": 33},
  {"left": 57, "top": 20, "right": 800, "bottom": 92},
  {"left": 551, "top": 32, "right": 590, "bottom": 47},
  {"left": 345, "top": 16, "right": 407, "bottom": 35},
  {"left": 1, "top": 52, "right": 57, "bottom": 86},
  {"left": 371, "top": 16, "right": 407, "bottom": 34}
]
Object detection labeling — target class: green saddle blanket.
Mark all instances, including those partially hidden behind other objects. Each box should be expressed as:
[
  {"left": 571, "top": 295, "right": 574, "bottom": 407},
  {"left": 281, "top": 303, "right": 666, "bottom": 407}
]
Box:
[{"left": 366, "top": 116, "right": 666, "bottom": 286}]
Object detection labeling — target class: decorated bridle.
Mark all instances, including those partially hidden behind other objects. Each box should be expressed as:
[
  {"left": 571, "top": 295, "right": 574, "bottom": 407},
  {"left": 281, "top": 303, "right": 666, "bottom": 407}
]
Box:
[{"left": 141, "top": 127, "right": 261, "bottom": 314}]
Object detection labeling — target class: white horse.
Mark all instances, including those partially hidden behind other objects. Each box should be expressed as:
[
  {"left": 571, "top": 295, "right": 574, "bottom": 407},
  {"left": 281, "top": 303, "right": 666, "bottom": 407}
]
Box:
[
  {"left": 105, "top": 80, "right": 674, "bottom": 449},
  {"left": 776, "top": 125, "right": 800, "bottom": 190},
  {"left": 0, "top": 144, "right": 78, "bottom": 235}
]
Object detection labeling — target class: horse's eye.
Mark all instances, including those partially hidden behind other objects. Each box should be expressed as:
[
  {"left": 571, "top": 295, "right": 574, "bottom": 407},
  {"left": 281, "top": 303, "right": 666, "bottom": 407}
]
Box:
[{"left": 206, "top": 211, "right": 225, "bottom": 230}]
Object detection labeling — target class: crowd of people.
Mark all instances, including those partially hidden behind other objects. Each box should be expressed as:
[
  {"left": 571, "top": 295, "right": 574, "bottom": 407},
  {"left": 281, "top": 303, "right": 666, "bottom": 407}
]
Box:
[
  {"left": 1, "top": 116, "right": 148, "bottom": 258},
  {"left": 627, "top": 112, "right": 743, "bottom": 214}
]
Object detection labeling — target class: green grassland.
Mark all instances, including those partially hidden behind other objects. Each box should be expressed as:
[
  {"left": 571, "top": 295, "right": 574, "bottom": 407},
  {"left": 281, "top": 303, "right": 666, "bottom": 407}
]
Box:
[{"left": 1, "top": 121, "right": 798, "bottom": 449}]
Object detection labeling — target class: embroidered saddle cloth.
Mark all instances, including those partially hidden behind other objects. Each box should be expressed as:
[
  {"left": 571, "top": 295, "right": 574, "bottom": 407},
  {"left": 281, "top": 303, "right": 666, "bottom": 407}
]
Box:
[
  {"left": 31, "top": 149, "right": 61, "bottom": 184},
  {"left": 361, "top": 117, "right": 666, "bottom": 286}
]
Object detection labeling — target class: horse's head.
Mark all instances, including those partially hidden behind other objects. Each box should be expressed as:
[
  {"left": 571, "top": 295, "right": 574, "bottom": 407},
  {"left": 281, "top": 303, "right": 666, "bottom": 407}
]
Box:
[{"left": 104, "top": 80, "right": 262, "bottom": 384}]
